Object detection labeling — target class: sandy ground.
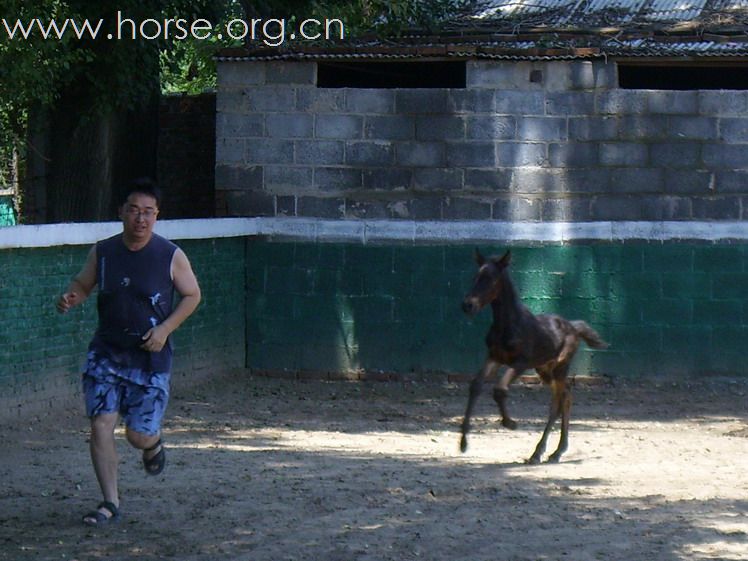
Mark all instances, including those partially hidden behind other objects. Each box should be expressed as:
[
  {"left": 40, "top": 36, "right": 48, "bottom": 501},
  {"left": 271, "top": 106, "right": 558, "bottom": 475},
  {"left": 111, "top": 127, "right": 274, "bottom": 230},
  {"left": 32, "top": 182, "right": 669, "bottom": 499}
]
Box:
[{"left": 1, "top": 371, "right": 747, "bottom": 561}]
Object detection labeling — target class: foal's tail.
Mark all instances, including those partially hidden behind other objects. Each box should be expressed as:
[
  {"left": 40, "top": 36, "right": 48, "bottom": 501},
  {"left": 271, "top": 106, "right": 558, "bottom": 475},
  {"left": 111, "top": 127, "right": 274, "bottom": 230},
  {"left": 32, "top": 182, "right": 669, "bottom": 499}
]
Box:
[{"left": 571, "top": 321, "right": 609, "bottom": 349}]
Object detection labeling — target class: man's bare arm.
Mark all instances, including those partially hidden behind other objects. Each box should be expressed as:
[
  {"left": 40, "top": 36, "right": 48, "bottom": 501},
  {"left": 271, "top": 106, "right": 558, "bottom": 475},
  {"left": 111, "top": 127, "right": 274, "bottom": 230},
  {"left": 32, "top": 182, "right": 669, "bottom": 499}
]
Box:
[
  {"left": 57, "top": 245, "right": 97, "bottom": 313},
  {"left": 141, "top": 249, "right": 201, "bottom": 352}
]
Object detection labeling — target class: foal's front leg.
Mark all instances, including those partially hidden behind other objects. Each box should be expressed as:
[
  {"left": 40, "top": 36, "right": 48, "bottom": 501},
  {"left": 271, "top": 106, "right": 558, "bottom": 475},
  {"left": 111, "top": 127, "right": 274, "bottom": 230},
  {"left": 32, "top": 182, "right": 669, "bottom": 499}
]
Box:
[
  {"left": 460, "top": 359, "right": 499, "bottom": 452},
  {"left": 493, "top": 367, "right": 521, "bottom": 430}
]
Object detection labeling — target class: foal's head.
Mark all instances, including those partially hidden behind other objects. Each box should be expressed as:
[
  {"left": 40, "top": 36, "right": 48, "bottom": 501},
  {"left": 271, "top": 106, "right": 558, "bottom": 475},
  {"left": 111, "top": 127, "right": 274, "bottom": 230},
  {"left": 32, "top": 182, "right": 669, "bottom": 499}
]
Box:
[{"left": 462, "top": 249, "right": 512, "bottom": 316}]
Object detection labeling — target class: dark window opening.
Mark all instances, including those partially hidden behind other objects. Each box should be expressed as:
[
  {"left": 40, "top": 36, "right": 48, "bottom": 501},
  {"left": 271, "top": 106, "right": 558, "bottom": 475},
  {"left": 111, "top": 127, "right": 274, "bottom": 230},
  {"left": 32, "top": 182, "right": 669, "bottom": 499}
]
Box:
[
  {"left": 619, "top": 64, "right": 748, "bottom": 90},
  {"left": 317, "top": 61, "right": 466, "bottom": 88}
]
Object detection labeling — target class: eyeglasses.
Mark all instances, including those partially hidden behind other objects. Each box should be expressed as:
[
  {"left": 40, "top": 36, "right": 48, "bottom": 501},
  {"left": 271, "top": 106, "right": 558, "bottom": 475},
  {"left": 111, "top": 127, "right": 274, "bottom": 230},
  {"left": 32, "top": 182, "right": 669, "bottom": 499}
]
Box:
[{"left": 124, "top": 206, "right": 158, "bottom": 219}]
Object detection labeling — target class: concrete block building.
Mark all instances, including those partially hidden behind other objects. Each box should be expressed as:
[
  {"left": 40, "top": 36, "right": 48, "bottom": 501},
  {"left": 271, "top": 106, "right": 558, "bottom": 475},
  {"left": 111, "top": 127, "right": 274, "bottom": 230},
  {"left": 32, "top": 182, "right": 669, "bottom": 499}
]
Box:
[
  {"left": 215, "top": 1, "right": 748, "bottom": 224},
  {"left": 212, "top": 0, "right": 748, "bottom": 379}
]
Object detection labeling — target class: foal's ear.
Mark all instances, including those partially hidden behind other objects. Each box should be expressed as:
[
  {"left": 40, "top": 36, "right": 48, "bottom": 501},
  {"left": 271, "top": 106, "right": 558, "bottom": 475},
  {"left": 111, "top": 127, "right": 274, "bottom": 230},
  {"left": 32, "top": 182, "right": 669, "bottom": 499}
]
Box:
[
  {"left": 498, "top": 250, "right": 511, "bottom": 268},
  {"left": 474, "top": 248, "right": 486, "bottom": 266}
]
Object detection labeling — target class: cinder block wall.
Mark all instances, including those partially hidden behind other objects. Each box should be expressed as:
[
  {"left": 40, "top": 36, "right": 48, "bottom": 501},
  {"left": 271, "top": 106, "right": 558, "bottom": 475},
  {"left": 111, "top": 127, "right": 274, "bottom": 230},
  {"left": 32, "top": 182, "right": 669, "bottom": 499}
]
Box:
[
  {"left": 0, "top": 237, "right": 246, "bottom": 420},
  {"left": 215, "top": 59, "right": 748, "bottom": 222}
]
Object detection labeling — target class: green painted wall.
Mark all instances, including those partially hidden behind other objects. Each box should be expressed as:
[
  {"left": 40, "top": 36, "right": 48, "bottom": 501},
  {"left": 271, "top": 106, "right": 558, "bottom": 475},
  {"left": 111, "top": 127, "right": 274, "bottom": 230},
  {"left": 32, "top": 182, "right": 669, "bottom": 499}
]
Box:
[
  {"left": 247, "top": 240, "right": 748, "bottom": 378},
  {"left": 0, "top": 238, "right": 245, "bottom": 418},
  {"left": 4, "top": 235, "right": 747, "bottom": 419}
]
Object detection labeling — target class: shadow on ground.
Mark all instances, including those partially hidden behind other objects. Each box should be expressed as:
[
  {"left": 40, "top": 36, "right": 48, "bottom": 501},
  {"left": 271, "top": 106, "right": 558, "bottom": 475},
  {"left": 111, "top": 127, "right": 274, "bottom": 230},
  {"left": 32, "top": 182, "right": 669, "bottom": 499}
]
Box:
[{"left": 1, "top": 371, "right": 746, "bottom": 561}]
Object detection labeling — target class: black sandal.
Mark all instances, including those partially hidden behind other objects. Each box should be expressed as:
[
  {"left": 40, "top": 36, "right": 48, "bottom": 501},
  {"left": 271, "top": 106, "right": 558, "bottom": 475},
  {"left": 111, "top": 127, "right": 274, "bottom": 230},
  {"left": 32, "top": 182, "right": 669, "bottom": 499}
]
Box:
[
  {"left": 83, "top": 501, "right": 120, "bottom": 527},
  {"left": 143, "top": 438, "right": 166, "bottom": 476}
]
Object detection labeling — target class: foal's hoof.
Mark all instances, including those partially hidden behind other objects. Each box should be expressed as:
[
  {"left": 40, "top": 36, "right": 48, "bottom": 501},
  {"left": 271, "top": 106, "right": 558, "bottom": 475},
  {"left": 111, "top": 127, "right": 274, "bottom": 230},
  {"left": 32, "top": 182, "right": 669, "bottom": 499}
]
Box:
[
  {"left": 501, "top": 418, "right": 518, "bottom": 430},
  {"left": 526, "top": 455, "right": 542, "bottom": 465},
  {"left": 459, "top": 435, "right": 468, "bottom": 453}
]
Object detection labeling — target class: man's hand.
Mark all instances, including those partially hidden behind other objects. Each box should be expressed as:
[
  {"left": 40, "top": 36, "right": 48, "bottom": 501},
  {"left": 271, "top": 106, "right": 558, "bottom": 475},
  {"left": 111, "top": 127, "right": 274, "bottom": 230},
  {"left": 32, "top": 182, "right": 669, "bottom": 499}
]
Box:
[
  {"left": 141, "top": 324, "right": 169, "bottom": 353},
  {"left": 56, "top": 292, "right": 80, "bottom": 314}
]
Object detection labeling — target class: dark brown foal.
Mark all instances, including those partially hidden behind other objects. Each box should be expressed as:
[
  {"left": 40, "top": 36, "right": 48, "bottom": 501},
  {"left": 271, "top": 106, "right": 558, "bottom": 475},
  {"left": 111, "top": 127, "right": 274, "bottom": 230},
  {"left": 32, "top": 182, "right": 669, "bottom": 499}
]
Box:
[{"left": 459, "top": 249, "right": 608, "bottom": 464}]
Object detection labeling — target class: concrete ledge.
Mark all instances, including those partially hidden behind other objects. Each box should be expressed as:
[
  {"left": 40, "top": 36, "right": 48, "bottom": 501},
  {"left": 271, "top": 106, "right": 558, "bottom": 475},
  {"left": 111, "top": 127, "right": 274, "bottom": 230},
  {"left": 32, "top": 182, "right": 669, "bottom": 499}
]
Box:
[
  {"left": 256, "top": 218, "right": 748, "bottom": 243},
  {"left": 0, "top": 218, "right": 257, "bottom": 248},
  {"left": 2, "top": 217, "right": 748, "bottom": 249}
]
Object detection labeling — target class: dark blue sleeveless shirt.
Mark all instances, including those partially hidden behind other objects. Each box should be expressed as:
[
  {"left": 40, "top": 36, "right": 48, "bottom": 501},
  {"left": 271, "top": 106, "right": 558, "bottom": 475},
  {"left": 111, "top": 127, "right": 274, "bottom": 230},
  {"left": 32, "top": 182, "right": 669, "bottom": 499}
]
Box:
[{"left": 89, "top": 233, "right": 178, "bottom": 373}]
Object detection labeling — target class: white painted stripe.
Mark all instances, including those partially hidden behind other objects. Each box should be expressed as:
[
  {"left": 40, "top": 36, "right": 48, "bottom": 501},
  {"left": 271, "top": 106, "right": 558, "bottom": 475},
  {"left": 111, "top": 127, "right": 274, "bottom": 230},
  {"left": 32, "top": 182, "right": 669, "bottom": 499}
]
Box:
[
  {"left": 0, "top": 222, "right": 123, "bottom": 248},
  {"left": 0, "top": 218, "right": 257, "bottom": 248},
  {"left": 2, "top": 218, "right": 748, "bottom": 249},
  {"left": 155, "top": 218, "right": 256, "bottom": 241}
]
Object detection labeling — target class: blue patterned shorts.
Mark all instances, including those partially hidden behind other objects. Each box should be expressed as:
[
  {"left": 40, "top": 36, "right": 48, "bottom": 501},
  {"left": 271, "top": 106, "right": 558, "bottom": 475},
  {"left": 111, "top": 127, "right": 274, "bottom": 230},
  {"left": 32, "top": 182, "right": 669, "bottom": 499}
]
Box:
[{"left": 82, "top": 352, "right": 170, "bottom": 436}]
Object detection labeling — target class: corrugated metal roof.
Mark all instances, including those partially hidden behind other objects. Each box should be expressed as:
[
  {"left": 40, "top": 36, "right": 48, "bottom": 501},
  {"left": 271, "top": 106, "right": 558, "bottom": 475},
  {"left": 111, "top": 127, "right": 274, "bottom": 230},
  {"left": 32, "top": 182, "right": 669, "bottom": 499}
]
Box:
[
  {"left": 476, "top": 0, "right": 696, "bottom": 21},
  {"left": 472, "top": 0, "right": 748, "bottom": 25},
  {"left": 218, "top": 0, "right": 748, "bottom": 61},
  {"left": 612, "top": 38, "right": 748, "bottom": 55}
]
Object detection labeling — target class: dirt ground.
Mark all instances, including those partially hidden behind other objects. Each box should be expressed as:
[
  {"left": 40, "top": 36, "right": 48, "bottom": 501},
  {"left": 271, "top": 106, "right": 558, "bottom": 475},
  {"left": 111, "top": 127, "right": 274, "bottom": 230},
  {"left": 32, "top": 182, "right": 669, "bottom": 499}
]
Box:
[{"left": 1, "top": 371, "right": 747, "bottom": 561}]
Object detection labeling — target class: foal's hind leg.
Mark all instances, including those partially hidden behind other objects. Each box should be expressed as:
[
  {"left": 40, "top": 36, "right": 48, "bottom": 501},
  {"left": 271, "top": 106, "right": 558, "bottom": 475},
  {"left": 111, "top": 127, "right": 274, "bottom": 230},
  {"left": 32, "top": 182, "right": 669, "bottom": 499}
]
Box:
[
  {"left": 460, "top": 359, "right": 499, "bottom": 453},
  {"left": 547, "top": 380, "right": 572, "bottom": 464},
  {"left": 493, "top": 368, "right": 521, "bottom": 430},
  {"left": 528, "top": 378, "right": 568, "bottom": 465}
]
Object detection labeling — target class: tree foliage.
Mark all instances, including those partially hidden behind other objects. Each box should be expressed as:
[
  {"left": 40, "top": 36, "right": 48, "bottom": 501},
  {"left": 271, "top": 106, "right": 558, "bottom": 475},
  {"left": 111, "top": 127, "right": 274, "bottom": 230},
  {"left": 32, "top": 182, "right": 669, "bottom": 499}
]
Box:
[
  {"left": 1, "top": 0, "right": 477, "bottom": 218},
  {"left": 1, "top": 1, "right": 230, "bottom": 149},
  {"left": 321, "top": 0, "right": 478, "bottom": 36},
  {"left": 0, "top": 1, "right": 79, "bottom": 185},
  {"left": 2, "top": 0, "right": 475, "bottom": 135}
]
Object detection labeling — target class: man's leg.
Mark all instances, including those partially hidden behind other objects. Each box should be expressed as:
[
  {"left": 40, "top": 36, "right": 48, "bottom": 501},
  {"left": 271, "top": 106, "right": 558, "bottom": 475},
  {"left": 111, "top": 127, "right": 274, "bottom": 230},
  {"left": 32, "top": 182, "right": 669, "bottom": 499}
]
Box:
[
  {"left": 126, "top": 424, "right": 166, "bottom": 477},
  {"left": 122, "top": 377, "right": 169, "bottom": 475},
  {"left": 84, "top": 412, "right": 120, "bottom": 523},
  {"left": 81, "top": 357, "right": 124, "bottom": 524},
  {"left": 125, "top": 428, "right": 161, "bottom": 456}
]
